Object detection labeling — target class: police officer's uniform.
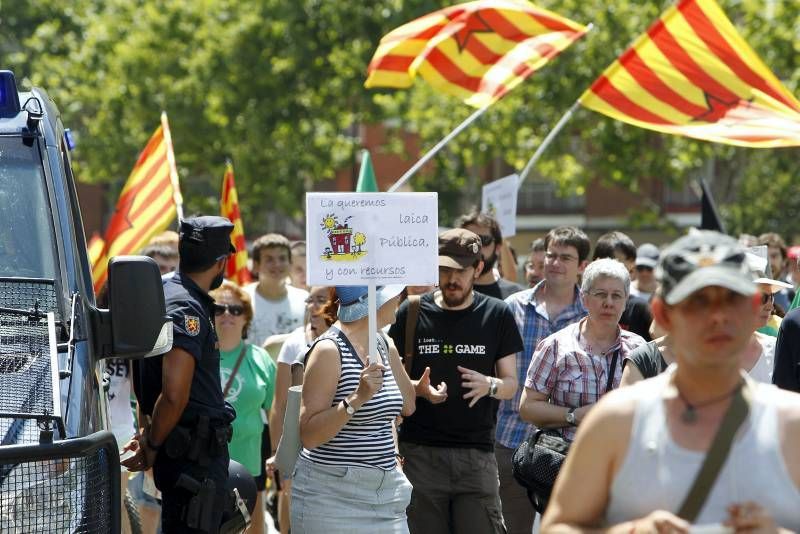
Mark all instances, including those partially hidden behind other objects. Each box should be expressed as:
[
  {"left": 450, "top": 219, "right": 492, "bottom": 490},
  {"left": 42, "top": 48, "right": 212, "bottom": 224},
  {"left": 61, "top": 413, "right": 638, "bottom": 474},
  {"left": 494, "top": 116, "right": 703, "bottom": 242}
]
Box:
[{"left": 134, "top": 216, "right": 236, "bottom": 533}]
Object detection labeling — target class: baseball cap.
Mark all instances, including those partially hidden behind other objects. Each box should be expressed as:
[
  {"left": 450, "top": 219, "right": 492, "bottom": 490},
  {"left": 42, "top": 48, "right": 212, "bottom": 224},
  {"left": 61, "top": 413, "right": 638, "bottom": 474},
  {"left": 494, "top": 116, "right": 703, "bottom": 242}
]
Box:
[
  {"left": 657, "top": 230, "right": 756, "bottom": 305},
  {"left": 439, "top": 228, "right": 481, "bottom": 269},
  {"left": 179, "top": 216, "right": 236, "bottom": 262},
  {"left": 336, "top": 285, "right": 405, "bottom": 323},
  {"left": 635, "top": 243, "right": 660, "bottom": 268},
  {"left": 746, "top": 251, "right": 793, "bottom": 294}
]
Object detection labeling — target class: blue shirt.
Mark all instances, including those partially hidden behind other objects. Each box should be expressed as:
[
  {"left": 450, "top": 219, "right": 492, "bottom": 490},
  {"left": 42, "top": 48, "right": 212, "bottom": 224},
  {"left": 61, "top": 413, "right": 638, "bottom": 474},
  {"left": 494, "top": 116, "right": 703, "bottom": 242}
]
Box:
[{"left": 495, "top": 282, "right": 586, "bottom": 449}]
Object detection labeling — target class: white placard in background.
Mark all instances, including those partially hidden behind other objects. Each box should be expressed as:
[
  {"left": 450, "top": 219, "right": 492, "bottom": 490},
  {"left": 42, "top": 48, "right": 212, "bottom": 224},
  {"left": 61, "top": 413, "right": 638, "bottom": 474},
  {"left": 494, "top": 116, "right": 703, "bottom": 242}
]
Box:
[
  {"left": 306, "top": 192, "right": 438, "bottom": 286},
  {"left": 481, "top": 174, "right": 519, "bottom": 238}
]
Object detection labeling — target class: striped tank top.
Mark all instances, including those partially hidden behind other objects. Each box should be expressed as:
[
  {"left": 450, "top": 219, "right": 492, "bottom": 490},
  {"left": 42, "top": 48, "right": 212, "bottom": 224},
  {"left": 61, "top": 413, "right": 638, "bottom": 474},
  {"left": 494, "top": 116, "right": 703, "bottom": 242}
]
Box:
[{"left": 299, "top": 327, "right": 403, "bottom": 470}]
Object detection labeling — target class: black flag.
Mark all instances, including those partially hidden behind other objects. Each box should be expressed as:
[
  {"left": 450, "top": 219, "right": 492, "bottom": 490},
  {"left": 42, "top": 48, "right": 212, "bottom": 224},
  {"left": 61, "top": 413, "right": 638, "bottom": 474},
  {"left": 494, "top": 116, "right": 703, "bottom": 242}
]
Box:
[{"left": 700, "top": 178, "right": 725, "bottom": 233}]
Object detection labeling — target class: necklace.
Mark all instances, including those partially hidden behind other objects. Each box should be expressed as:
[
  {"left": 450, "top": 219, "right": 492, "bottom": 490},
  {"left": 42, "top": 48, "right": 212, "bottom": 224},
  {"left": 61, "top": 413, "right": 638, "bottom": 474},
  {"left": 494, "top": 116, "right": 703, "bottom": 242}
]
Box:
[{"left": 675, "top": 380, "right": 744, "bottom": 424}]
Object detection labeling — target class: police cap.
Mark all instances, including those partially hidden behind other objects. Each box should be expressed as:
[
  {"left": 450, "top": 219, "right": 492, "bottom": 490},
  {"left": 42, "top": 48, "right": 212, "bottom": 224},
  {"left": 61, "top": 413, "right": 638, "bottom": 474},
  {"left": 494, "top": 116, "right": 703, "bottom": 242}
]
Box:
[{"left": 179, "top": 216, "right": 236, "bottom": 263}]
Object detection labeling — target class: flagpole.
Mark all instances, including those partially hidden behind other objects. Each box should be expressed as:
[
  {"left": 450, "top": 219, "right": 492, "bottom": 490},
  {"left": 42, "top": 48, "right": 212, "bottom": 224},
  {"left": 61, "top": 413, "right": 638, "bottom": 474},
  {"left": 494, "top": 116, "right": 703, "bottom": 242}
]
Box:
[
  {"left": 161, "top": 111, "right": 185, "bottom": 222},
  {"left": 517, "top": 100, "right": 581, "bottom": 187},
  {"left": 388, "top": 104, "right": 491, "bottom": 192}
]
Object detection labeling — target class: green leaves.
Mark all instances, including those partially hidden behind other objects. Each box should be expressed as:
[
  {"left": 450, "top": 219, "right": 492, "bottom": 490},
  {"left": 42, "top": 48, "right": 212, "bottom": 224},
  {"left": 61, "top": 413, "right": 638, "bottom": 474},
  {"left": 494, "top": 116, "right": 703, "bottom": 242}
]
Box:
[{"left": 3, "top": 0, "right": 798, "bottom": 237}]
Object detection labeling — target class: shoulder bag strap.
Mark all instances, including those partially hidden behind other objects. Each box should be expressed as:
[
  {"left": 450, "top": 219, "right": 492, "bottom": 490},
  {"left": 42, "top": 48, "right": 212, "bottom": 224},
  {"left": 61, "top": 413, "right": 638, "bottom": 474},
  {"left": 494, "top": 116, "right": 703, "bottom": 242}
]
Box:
[
  {"left": 403, "top": 295, "right": 421, "bottom": 375},
  {"left": 676, "top": 380, "right": 752, "bottom": 522},
  {"left": 223, "top": 344, "right": 249, "bottom": 397},
  {"left": 605, "top": 349, "right": 621, "bottom": 393}
]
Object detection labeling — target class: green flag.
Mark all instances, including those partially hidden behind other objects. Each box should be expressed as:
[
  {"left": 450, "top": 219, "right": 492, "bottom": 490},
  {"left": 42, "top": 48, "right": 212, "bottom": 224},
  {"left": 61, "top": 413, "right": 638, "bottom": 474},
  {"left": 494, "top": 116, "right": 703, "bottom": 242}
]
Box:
[{"left": 356, "top": 149, "right": 379, "bottom": 192}]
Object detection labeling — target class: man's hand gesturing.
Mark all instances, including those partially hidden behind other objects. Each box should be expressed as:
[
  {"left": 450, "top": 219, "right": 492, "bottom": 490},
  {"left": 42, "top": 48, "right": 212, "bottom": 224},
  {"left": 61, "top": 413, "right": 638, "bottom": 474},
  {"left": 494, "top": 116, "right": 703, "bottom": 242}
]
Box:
[{"left": 414, "top": 366, "right": 447, "bottom": 404}]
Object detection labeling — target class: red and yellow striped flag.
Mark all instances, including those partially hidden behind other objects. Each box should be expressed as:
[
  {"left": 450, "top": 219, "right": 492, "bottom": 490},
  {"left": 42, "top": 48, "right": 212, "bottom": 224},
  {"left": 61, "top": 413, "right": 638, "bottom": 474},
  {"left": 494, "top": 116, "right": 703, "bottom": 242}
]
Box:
[
  {"left": 579, "top": 0, "right": 800, "bottom": 147},
  {"left": 87, "top": 232, "right": 105, "bottom": 270},
  {"left": 92, "top": 114, "right": 181, "bottom": 293},
  {"left": 365, "top": 0, "right": 589, "bottom": 108},
  {"left": 221, "top": 162, "right": 252, "bottom": 286}
]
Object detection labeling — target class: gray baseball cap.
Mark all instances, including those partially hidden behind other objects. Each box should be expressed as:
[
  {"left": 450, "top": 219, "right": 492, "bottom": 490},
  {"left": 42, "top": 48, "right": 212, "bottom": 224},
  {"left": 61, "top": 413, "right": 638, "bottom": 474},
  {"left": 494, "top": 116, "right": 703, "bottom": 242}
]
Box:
[
  {"left": 635, "top": 243, "right": 660, "bottom": 268},
  {"left": 657, "top": 230, "right": 756, "bottom": 305}
]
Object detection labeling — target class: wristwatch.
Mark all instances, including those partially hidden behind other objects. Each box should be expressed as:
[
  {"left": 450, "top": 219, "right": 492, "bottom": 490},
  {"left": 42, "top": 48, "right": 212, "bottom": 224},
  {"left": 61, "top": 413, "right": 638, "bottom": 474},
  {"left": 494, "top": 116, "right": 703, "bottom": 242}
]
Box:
[
  {"left": 488, "top": 378, "right": 498, "bottom": 398},
  {"left": 565, "top": 407, "right": 577, "bottom": 426},
  {"left": 341, "top": 398, "right": 356, "bottom": 416}
]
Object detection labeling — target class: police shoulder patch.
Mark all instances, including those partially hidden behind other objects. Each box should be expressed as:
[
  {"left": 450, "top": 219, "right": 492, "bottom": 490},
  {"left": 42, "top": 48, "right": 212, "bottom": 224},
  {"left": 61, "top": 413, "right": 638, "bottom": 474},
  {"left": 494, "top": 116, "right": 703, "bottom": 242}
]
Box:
[{"left": 185, "top": 316, "right": 201, "bottom": 336}]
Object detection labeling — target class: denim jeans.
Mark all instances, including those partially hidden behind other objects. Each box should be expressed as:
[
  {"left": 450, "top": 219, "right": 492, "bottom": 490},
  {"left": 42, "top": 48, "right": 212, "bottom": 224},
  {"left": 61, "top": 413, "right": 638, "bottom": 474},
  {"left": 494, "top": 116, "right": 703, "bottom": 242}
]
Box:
[{"left": 291, "top": 456, "right": 412, "bottom": 533}]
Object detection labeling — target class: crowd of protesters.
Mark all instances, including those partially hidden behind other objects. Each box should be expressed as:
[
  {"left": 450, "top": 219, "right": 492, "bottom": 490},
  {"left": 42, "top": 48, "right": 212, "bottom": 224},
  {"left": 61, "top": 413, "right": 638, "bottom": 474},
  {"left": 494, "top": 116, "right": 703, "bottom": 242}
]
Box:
[{"left": 108, "top": 211, "right": 800, "bottom": 533}]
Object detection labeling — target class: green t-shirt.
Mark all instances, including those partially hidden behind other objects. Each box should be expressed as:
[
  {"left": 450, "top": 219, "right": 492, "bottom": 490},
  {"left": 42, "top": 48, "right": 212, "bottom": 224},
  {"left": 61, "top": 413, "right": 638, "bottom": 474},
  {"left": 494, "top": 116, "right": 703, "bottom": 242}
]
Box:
[
  {"left": 220, "top": 342, "right": 276, "bottom": 475},
  {"left": 790, "top": 290, "right": 800, "bottom": 312}
]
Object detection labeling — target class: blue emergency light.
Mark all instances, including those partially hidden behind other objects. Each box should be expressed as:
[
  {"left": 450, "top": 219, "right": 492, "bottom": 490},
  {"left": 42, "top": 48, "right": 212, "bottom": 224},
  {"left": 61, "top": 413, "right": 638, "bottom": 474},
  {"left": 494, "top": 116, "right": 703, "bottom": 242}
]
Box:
[{"left": 0, "top": 70, "right": 21, "bottom": 118}]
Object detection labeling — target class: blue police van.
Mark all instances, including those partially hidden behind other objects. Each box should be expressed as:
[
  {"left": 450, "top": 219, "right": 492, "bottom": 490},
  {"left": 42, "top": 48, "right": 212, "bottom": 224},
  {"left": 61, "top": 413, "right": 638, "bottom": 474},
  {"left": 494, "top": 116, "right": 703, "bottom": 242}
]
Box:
[{"left": 0, "top": 70, "right": 172, "bottom": 532}]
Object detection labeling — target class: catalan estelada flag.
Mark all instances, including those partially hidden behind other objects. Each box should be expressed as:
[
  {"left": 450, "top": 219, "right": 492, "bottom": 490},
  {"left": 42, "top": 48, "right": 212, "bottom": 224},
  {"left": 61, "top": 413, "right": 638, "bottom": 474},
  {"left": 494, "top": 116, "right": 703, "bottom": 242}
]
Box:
[
  {"left": 220, "top": 162, "right": 252, "bottom": 286},
  {"left": 365, "top": 0, "right": 589, "bottom": 108},
  {"left": 92, "top": 113, "right": 181, "bottom": 293},
  {"left": 579, "top": 0, "right": 800, "bottom": 147}
]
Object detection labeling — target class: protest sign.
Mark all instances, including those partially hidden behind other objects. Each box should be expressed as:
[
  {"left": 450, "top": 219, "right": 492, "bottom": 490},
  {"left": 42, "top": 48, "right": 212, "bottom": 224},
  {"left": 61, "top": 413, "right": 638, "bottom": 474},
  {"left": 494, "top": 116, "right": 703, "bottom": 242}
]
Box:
[
  {"left": 481, "top": 174, "right": 519, "bottom": 237},
  {"left": 306, "top": 192, "right": 438, "bottom": 286},
  {"left": 306, "top": 192, "right": 438, "bottom": 362}
]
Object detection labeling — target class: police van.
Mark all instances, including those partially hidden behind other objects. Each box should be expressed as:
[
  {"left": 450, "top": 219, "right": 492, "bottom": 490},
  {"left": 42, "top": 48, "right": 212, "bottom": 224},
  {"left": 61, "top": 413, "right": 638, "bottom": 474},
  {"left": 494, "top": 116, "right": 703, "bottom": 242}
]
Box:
[{"left": 0, "top": 70, "right": 172, "bottom": 532}]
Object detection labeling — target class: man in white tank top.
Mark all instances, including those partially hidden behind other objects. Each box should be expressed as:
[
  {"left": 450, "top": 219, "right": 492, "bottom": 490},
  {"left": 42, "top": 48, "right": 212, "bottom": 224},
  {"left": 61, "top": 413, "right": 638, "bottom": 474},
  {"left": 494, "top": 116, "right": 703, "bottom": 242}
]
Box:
[{"left": 541, "top": 231, "right": 800, "bottom": 532}]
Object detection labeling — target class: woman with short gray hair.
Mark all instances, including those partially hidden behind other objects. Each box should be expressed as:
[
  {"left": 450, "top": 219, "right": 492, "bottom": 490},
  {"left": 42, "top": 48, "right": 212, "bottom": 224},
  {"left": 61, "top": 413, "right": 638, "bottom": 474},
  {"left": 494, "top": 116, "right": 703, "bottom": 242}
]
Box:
[
  {"left": 581, "top": 258, "right": 631, "bottom": 296},
  {"left": 520, "top": 258, "right": 646, "bottom": 442}
]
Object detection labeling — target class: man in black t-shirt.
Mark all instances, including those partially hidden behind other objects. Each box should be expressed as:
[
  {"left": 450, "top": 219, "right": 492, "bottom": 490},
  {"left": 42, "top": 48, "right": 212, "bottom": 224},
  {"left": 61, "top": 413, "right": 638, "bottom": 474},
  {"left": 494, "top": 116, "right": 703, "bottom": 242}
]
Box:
[
  {"left": 456, "top": 210, "right": 525, "bottom": 300},
  {"left": 389, "top": 228, "right": 523, "bottom": 534}
]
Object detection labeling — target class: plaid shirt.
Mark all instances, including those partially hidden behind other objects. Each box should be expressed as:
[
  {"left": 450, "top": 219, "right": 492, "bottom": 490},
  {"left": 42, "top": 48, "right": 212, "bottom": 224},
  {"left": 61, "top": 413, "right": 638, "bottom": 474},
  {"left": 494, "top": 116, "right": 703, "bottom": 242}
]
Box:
[
  {"left": 525, "top": 319, "right": 646, "bottom": 442},
  {"left": 495, "top": 282, "right": 586, "bottom": 449}
]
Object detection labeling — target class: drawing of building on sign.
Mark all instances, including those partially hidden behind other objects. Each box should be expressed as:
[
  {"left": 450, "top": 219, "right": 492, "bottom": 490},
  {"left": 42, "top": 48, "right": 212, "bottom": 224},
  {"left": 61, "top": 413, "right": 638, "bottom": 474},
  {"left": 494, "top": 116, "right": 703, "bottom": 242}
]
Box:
[{"left": 320, "top": 213, "right": 367, "bottom": 261}]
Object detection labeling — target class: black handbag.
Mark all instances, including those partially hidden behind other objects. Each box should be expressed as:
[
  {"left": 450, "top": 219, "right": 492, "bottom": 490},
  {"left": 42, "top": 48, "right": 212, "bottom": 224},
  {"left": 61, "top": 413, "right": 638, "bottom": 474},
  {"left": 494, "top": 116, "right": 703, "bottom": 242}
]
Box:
[
  {"left": 511, "top": 349, "right": 620, "bottom": 513},
  {"left": 511, "top": 429, "right": 570, "bottom": 514}
]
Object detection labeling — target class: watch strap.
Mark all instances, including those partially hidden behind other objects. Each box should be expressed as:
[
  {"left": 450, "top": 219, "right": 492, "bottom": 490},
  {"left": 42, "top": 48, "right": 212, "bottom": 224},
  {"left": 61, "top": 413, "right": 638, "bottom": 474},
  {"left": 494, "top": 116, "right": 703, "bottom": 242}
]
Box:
[
  {"left": 342, "top": 397, "right": 355, "bottom": 415},
  {"left": 146, "top": 433, "right": 162, "bottom": 451}
]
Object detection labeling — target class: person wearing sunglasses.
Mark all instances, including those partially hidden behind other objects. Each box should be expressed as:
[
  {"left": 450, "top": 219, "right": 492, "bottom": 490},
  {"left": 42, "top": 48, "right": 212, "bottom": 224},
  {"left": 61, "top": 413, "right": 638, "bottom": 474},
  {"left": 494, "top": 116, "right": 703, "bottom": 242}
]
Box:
[
  {"left": 210, "top": 280, "right": 277, "bottom": 534},
  {"left": 456, "top": 210, "right": 525, "bottom": 300}
]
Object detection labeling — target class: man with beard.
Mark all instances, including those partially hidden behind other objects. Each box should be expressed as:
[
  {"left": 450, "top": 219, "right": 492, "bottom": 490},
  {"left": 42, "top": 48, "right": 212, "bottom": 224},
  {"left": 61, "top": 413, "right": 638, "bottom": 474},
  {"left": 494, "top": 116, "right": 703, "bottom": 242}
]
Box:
[
  {"left": 389, "top": 228, "right": 524, "bottom": 534},
  {"left": 457, "top": 210, "right": 525, "bottom": 300},
  {"left": 126, "top": 216, "right": 237, "bottom": 533}
]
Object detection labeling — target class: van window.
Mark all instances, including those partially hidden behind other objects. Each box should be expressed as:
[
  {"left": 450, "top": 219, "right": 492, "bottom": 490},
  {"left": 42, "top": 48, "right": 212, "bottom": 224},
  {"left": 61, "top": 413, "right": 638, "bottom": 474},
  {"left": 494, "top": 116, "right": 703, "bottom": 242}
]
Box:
[{"left": 0, "top": 137, "right": 56, "bottom": 279}]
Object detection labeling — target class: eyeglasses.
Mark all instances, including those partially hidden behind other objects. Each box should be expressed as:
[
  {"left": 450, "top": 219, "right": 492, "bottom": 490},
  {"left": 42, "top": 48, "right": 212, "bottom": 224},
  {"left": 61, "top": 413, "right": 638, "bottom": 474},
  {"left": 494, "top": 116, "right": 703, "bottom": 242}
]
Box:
[
  {"left": 477, "top": 234, "right": 494, "bottom": 246},
  {"left": 587, "top": 290, "right": 626, "bottom": 303},
  {"left": 636, "top": 265, "right": 654, "bottom": 272},
  {"left": 213, "top": 304, "right": 245, "bottom": 316},
  {"left": 545, "top": 252, "right": 578, "bottom": 263},
  {"left": 305, "top": 296, "right": 328, "bottom": 306},
  {"left": 761, "top": 292, "right": 774, "bottom": 305}
]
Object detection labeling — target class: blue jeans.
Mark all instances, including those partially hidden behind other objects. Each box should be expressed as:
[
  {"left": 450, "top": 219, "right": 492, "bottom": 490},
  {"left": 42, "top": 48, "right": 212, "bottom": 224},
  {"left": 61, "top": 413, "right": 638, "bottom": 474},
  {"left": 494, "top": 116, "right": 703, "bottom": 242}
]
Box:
[{"left": 291, "top": 456, "right": 412, "bottom": 533}]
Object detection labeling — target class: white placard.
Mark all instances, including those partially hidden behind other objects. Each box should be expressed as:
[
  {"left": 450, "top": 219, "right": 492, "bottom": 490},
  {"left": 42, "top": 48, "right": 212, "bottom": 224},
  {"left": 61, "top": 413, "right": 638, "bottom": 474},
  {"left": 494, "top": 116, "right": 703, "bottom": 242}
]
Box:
[
  {"left": 481, "top": 174, "right": 519, "bottom": 238},
  {"left": 306, "top": 192, "right": 438, "bottom": 286}
]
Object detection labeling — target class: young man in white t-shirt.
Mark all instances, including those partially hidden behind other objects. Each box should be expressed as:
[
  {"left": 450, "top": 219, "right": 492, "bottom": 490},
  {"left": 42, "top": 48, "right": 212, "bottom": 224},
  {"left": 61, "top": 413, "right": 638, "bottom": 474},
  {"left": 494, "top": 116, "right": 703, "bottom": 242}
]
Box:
[{"left": 244, "top": 233, "right": 309, "bottom": 347}]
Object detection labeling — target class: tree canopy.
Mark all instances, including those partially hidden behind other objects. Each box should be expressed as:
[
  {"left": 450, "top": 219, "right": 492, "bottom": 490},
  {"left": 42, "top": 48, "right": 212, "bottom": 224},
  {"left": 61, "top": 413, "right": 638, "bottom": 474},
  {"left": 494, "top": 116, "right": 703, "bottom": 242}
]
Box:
[{"left": 2, "top": 0, "right": 798, "bottom": 237}]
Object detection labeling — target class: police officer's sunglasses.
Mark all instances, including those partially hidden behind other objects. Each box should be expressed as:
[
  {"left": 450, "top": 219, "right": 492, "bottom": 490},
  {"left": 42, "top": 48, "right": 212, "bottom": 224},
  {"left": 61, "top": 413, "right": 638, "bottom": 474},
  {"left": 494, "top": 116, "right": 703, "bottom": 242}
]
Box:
[{"left": 213, "top": 304, "right": 245, "bottom": 317}]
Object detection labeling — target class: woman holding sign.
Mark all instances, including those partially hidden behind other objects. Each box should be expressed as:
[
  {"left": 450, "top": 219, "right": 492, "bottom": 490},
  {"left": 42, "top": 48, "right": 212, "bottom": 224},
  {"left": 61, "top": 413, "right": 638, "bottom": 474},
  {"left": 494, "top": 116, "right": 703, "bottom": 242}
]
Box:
[{"left": 292, "top": 285, "right": 416, "bottom": 533}]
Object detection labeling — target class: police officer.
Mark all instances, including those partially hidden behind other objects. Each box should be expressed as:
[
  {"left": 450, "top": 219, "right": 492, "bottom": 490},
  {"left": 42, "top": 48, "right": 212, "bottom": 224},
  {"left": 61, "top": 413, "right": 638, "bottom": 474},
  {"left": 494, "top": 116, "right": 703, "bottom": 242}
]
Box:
[{"left": 124, "top": 216, "right": 237, "bottom": 533}]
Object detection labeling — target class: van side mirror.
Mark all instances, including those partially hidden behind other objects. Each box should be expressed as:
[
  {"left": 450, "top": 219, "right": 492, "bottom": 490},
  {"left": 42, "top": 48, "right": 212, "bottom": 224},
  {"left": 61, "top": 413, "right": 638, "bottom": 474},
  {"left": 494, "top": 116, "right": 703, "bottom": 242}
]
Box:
[{"left": 92, "top": 256, "right": 172, "bottom": 359}]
